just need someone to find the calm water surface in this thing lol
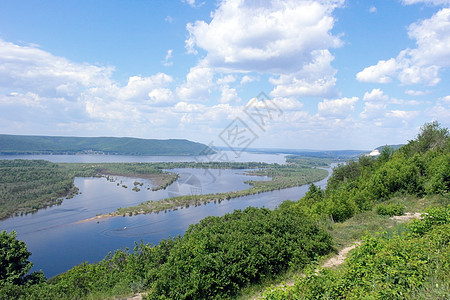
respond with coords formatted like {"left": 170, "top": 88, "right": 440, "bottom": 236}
{"left": 0, "top": 153, "right": 332, "bottom": 278}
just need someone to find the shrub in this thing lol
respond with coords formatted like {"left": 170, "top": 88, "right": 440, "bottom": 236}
{"left": 375, "top": 203, "right": 405, "bottom": 216}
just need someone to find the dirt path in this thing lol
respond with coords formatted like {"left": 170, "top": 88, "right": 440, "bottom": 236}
{"left": 126, "top": 293, "right": 143, "bottom": 300}
{"left": 128, "top": 212, "right": 424, "bottom": 300}
{"left": 321, "top": 242, "right": 360, "bottom": 269}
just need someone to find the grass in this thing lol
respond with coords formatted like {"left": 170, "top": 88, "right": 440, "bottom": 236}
{"left": 238, "top": 194, "right": 446, "bottom": 300}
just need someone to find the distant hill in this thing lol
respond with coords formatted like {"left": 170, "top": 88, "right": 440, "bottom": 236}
{"left": 0, "top": 134, "right": 212, "bottom": 156}
{"left": 367, "top": 144, "right": 405, "bottom": 156}
{"left": 375, "top": 144, "right": 404, "bottom": 151}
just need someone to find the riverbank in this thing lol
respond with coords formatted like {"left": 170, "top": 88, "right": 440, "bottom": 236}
{"left": 79, "top": 166, "right": 329, "bottom": 221}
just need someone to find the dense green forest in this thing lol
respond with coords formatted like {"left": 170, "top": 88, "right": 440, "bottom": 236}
{"left": 0, "top": 122, "right": 448, "bottom": 299}
{"left": 0, "top": 160, "right": 79, "bottom": 219}
{"left": 0, "top": 134, "right": 212, "bottom": 156}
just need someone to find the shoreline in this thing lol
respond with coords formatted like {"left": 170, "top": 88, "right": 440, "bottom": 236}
{"left": 77, "top": 169, "right": 329, "bottom": 223}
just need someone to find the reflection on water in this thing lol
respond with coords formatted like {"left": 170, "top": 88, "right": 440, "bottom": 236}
{"left": 0, "top": 153, "right": 333, "bottom": 278}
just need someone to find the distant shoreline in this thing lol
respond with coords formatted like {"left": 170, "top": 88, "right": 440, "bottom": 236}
{"left": 0, "top": 151, "right": 206, "bottom": 156}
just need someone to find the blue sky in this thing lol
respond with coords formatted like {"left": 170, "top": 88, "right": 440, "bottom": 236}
{"left": 0, "top": 0, "right": 449, "bottom": 150}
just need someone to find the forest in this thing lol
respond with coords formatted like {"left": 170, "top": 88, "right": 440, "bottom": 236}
{"left": 0, "top": 134, "right": 212, "bottom": 156}
{"left": 0, "top": 122, "right": 448, "bottom": 299}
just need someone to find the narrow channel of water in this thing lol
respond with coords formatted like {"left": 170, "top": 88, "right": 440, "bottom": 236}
{"left": 0, "top": 153, "right": 334, "bottom": 278}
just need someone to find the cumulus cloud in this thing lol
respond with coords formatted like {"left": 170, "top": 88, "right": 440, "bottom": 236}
{"left": 176, "top": 65, "right": 214, "bottom": 102}
{"left": 0, "top": 38, "right": 181, "bottom": 136}
{"left": 185, "top": 0, "right": 343, "bottom": 98}
{"left": 357, "top": 8, "right": 450, "bottom": 86}
{"left": 318, "top": 97, "right": 358, "bottom": 119}
{"left": 270, "top": 49, "right": 337, "bottom": 97}
{"left": 363, "top": 88, "right": 390, "bottom": 102}
{"left": 0, "top": 39, "right": 113, "bottom": 98}
{"left": 360, "top": 89, "right": 420, "bottom": 126}
{"left": 356, "top": 59, "right": 397, "bottom": 84}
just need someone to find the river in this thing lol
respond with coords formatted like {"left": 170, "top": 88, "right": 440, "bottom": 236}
{"left": 0, "top": 152, "right": 333, "bottom": 278}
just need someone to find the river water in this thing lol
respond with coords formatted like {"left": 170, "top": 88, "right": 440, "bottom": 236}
{"left": 0, "top": 152, "right": 332, "bottom": 278}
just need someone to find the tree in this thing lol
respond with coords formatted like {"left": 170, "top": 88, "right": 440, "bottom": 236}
{"left": 0, "top": 231, "right": 33, "bottom": 285}
{"left": 411, "top": 121, "right": 449, "bottom": 154}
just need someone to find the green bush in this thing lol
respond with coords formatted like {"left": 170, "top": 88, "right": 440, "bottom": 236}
{"left": 147, "top": 204, "right": 333, "bottom": 299}
{"left": 262, "top": 206, "right": 450, "bottom": 299}
{"left": 376, "top": 203, "right": 405, "bottom": 216}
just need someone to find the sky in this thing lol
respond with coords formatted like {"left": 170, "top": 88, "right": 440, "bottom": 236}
{"left": 0, "top": 0, "right": 449, "bottom": 150}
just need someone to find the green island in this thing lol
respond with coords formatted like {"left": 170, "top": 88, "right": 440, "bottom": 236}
{"left": 0, "top": 122, "right": 449, "bottom": 299}
{"left": 0, "top": 159, "right": 329, "bottom": 220}
{"left": 111, "top": 162, "right": 328, "bottom": 219}
{"left": 0, "top": 161, "right": 179, "bottom": 220}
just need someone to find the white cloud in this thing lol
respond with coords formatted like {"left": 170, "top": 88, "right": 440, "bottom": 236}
{"left": 0, "top": 38, "right": 113, "bottom": 97}
{"left": 270, "top": 49, "right": 337, "bottom": 97}
{"left": 318, "top": 97, "right": 358, "bottom": 119}
{"left": 401, "top": 0, "right": 450, "bottom": 5}
{"left": 426, "top": 95, "right": 450, "bottom": 122}
{"left": 186, "top": 0, "right": 343, "bottom": 98}
{"left": 148, "top": 88, "right": 175, "bottom": 105}
{"left": 182, "top": 0, "right": 204, "bottom": 8}
{"left": 363, "top": 88, "right": 420, "bottom": 106}
{"left": 116, "top": 74, "right": 173, "bottom": 101}
{"left": 405, "top": 89, "right": 429, "bottom": 96}
{"left": 216, "top": 75, "right": 236, "bottom": 85}
{"left": 272, "top": 97, "right": 304, "bottom": 111}
{"left": 369, "top": 6, "right": 377, "bottom": 13}
{"left": 363, "top": 88, "right": 390, "bottom": 102}
{"left": 357, "top": 8, "right": 450, "bottom": 86}
{"left": 356, "top": 58, "right": 397, "bottom": 83}
{"left": 240, "top": 75, "right": 258, "bottom": 84}
{"left": 219, "top": 85, "right": 240, "bottom": 103}
{"left": 360, "top": 102, "right": 387, "bottom": 120}
{"left": 176, "top": 65, "right": 214, "bottom": 102}
{"left": 162, "top": 49, "right": 173, "bottom": 66}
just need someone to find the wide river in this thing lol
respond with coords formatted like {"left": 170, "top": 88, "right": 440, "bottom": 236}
{"left": 0, "top": 152, "right": 333, "bottom": 278}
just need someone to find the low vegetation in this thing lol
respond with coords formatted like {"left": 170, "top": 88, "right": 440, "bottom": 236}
{"left": 261, "top": 206, "right": 450, "bottom": 299}
{"left": 114, "top": 165, "right": 327, "bottom": 217}
{"left": 0, "top": 204, "right": 333, "bottom": 299}
{"left": 0, "top": 160, "right": 328, "bottom": 220}
{"left": 0, "top": 162, "right": 179, "bottom": 220}
{"left": 0, "top": 121, "right": 448, "bottom": 299}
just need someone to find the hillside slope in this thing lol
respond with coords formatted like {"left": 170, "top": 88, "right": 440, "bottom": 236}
{"left": 0, "top": 134, "right": 212, "bottom": 156}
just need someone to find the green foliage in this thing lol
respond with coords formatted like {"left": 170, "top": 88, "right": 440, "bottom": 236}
{"left": 409, "top": 206, "right": 450, "bottom": 236}
{"left": 0, "top": 205, "right": 333, "bottom": 300}
{"left": 0, "top": 134, "right": 213, "bottom": 156}
{"left": 0, "top": 160, "right": 77, "bottom": 219}
{"left": 376, "top": 203, "right": 405, "bottom": 216}
{"left": 0, "top": 231, "right": 45, "bottom": 288}
{"left": 262, "top": 206, "right": 450, "bottom": 299}
{"left": 147, "top": 204, "right": 333, "bottom": 299}
{"left": 294, "top": 121, "right": 449, "bottom": 223}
